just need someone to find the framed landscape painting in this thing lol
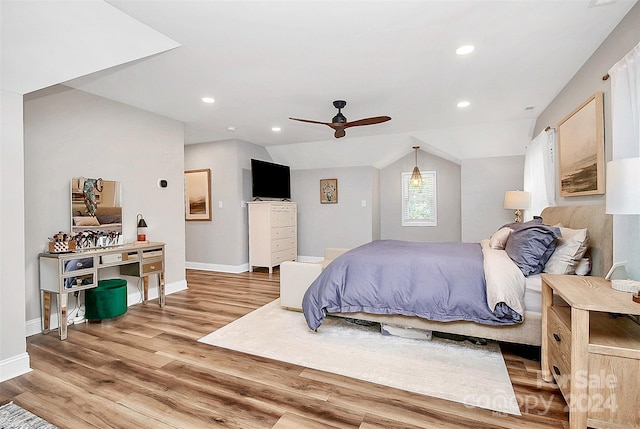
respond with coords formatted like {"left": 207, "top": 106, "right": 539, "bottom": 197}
{"left": 185, "top": 169, "right": 212, "bottom": 221}
{"left": 557, "top": 92, "right": 605, "bottom": 197}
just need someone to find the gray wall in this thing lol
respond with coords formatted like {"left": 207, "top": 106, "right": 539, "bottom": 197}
{"left": 533, "top": 3, "right": 640, "bottom": 279}
{"left": 461, "top": 156, "right": 525, "bottom": 243}
{"left": 23, "top": 85, "right": 187, "bottom": 326}
{"left": 380, "top": 149, "right": 461, "bottom": 242}
{"left": 184, "top": 140, "right": 271, "bottom": 271}
{"left": 292, "top": 166, "right": 378, "bottom": 257}
{"left": 534, "top": 2, "right": 639, "bottom": 208}
{"left": 1, "top": 89, "right": 28, "bottom": 380}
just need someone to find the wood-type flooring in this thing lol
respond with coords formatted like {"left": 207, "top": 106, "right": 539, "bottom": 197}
{"left": 0, "top": 269, "right": 570, "bottom": 428}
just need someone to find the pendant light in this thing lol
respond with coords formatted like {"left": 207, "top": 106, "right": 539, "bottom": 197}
{"left": 410, "top": 146, "right": 423, "bottom": 188}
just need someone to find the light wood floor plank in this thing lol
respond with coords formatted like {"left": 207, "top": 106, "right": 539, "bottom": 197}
{"left": 0, "top": 269, "right": 569, "bottom": 428}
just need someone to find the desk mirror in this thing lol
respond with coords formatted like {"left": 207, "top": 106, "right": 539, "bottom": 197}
{"left": 71, "top": 178, "right": 122, "bottom": 236}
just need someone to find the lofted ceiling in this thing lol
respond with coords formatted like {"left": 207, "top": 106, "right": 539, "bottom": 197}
{"left": 3, "top": 0, "right": 637, "bottom": 168}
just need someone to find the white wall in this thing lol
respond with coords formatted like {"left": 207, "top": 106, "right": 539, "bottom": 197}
{"left": 461, "top": 156, "right": 525, "bottom": 243}
{"left": 0, "top": 89, "right": 30, "bottom": 381}
{"left": 533, "top": 2, "right": 640, "bottom": 279}
{"left": 292, "top": 166, "right": 377, "bottom": 258}
{"left": 380, "top": 150, "right": 461, "bottom": 242}
{"left": 23, "top": 86, "right": 187, "bottom": 328}
{"left": 184, "top": 139, "right": 271, "bottom": 271}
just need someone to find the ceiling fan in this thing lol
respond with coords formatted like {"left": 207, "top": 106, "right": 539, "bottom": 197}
{"left": 289, "top": 100, "right": 391, "bottom": 138}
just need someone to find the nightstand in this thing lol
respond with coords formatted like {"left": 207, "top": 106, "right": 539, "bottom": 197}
{"left": 541, "top": 274, "right": 640, "bottom": 429}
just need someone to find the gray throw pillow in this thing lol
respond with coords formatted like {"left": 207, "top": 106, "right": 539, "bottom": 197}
{"left": 504, "top": 224, "right": 561, "bottom": 276}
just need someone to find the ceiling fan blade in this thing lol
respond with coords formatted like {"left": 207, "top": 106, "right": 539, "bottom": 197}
{"left": 334, "top": 128, "right": 346, "bottom": 138}
{"left": 343, "top": 116, "right": 392, "bottom": 128}
{"left": 289, "top": 117, "right": 332, "bottom": 126}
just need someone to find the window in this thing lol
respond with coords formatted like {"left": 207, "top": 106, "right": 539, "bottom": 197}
{"left": 402, "top": 171, "right": 437, "bottom": 226}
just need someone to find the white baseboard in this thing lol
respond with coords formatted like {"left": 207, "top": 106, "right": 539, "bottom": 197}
{"left": 0, "top": 352, "right": 32, "bottom": 383}
{"left": 186, "top": 261, "right": 250, "bottom": 274}
{"left": 25, "top": 279, "right": 188, "bottom": 337}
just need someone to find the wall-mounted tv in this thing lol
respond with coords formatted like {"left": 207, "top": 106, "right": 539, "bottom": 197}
{"left": 251, "top": 159, "right": 291, "bottom": 200}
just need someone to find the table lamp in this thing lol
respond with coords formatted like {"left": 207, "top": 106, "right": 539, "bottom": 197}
{"left": 136, "top": 213, "right": 148, "bottom": 242}
{"left": 605, "top": 157, "right": 640, "bottom": 295}
{"left": 504, "top": 190, "right": 530, "bottom": 223}
{"left": 606, "top": 157, "right": 640, "bottom": 215}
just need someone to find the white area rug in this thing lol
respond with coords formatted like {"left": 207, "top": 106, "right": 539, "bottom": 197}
{"left": 199, "top": 299, "right": 520, "bottom": 415}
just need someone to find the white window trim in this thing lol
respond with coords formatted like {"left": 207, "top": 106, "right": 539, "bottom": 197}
{"left": 401, "top": 171, "right": 437, "bottom": 227}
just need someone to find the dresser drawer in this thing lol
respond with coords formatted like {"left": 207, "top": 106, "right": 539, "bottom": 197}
{"left": 271, "top": 226, "right": 295, "bottom": 239}
{"left": 271, "top": 209, "right": 296, "bottom": 227}
{"left": 142, "top": 260, "right": 163, "bottom": 274}
{"left": 272, "top": 237, "right": 296, "bottom": 252}
{"left": 271, "top": 248, "right": 296, "bottom": 265}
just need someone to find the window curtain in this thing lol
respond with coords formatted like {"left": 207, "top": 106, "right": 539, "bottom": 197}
{"left": 609, "top": 42, "right": 639, "bottom": 158}
{"left": 523, "top": 128, "right": 556, "bottom": 221}
{"left": 608, "top": 42, "right": 640, "bottom": 280}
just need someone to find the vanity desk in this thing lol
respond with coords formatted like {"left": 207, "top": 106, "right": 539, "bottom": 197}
{"left": 39, "top": 241, "right": 165, "bottom": 340}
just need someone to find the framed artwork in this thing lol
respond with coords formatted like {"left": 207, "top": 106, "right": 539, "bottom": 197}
{"left": 557, "top": 92, "right": 605, "bottom": 197}
{"left": 185, "top": 169, "right": 212, "bottom": 221}
{"left": 320, "top": 178, "right": 338, "bottom": 204}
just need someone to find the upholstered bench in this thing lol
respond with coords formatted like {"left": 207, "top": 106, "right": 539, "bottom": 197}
{"left": 279, "top": 248, "right": 350, "bottom": 310}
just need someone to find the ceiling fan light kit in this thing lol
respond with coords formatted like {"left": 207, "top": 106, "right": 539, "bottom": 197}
{"left": 290, "top": 100, "right": 391, "bottom": 139}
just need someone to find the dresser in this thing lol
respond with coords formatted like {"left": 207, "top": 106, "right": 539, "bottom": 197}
{"left": 248, "top": 201, "right": 297, "bottom": 273}
{"left": 541, "top": 274, "right": 640, "bottom": 429}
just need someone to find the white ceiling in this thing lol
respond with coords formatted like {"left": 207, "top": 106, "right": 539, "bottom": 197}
{"left": 3, "top": 0, "right": 637, "bottom": 167}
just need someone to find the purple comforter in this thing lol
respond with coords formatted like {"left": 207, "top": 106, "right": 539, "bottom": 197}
{"left": 302, "top": 240, "right": 522, "bottom": 331}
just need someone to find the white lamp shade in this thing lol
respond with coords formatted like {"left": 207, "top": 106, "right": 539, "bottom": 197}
{"left": 504, "top": 191, "right": 531, "bottom": 210}
{"left": 606, "top": 157, "right": 640, "bottom": 215}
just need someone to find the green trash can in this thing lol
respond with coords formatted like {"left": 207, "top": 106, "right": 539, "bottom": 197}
{"left": 85, "top": 279, "right": 128, "bottom": 320}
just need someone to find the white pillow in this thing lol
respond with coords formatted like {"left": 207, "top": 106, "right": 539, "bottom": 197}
{"left": 489, "top": 227, "right": 513, "bottom": 250}
{"left": 543, "top": 226, "right": 589, "bottom": 275}
{"left": 73, "top": 216, "right": 100, "bottom": 226}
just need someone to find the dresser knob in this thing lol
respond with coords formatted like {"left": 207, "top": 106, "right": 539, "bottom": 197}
{"left": 553, "top": 333, "right": 561, "bottom": 342}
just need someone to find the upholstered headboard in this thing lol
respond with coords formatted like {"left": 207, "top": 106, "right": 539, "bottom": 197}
{"left": 540, "top": 205, "right": 612, "bottom": 277}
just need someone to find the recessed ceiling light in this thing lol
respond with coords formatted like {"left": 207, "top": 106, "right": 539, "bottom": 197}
{"left": 201, "top": 97, "right": 215, "bottom": 103}
{"left": 457, "top": 100, "right": 471, "bottom": 108}
{"left": 455, "top": 45, "right": 475, "bottom": 56}
{"left": 272, "top": 127, "right": 281, "bottom": 132}
{"left": 227, "top": 126, "right": 236, "bottom": 131}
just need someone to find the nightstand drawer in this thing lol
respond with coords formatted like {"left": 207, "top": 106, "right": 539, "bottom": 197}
{"left": 547, "top": 306, "right": 572, "bottom": 397}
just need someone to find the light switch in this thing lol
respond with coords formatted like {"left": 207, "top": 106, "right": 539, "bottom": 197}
{"left": 361, "top": 200, "right": 367, "bottom": 207}
{"left": 218, "top": 201, "right": 223, "bottom": 208}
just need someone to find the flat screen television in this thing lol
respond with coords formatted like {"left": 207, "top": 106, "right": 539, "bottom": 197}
{"left": 251, "top": 159, "right": 291, "bottom": 200}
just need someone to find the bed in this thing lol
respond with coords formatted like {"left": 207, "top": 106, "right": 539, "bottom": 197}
{"left": 300, "top": 205, "right": 612, "bottom": 346}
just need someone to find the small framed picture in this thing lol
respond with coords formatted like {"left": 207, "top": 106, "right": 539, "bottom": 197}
{"left": 320, "top": 178, "right": 338, "bottom": 204}
{"left": 185, "top": 169, "right": 212, "bottom": 221}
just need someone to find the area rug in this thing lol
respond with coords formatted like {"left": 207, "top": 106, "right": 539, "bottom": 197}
{"left": 199, "top": 299, "right": 520, "bottom": 415}
{"left": 0, "top": 402, "right": 59, "bottom": 429}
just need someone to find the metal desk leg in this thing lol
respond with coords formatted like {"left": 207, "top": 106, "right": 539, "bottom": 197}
{"left": 42, "top": 291, "right": 51, "bottom": 333}
{"left": 158, "top": 271, "right": 165, "bottom": 307}
{"left": 58, "top": 292, "right": 68, "bottom": 340}
{"left": 142, "top": 275, "right": 149, "bottom": 304}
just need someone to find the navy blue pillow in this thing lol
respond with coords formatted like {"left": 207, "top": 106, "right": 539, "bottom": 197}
{"left": 504, "top": 224, "right": 561, "bottom": 276}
